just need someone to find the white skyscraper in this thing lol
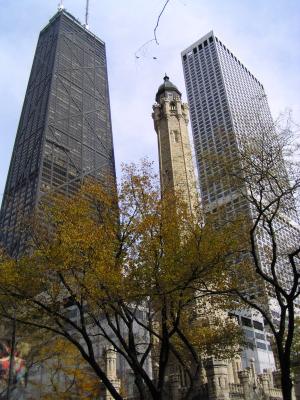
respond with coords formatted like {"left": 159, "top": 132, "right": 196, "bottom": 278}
{"left": 181, "top": 31, "right": 300, "bottom": 373}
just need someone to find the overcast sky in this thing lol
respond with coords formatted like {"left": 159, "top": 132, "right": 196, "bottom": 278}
{"left": 0, "top": 0, "right": 299, "bottom": 202}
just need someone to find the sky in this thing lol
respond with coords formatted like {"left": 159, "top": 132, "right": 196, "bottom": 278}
{"left": 0, "top": 0, "right": 299, "bottom": 202}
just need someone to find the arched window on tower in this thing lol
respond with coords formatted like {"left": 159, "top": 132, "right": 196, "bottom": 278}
{"left": 170, "top": 101, "right": 176, "bottom": 111}
{"left": 173, "top": 130, "right": 180, "bottom": 143}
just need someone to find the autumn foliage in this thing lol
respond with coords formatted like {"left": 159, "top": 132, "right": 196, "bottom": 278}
{"left": 0, "top": 160, "right": 244, "bottom": 399}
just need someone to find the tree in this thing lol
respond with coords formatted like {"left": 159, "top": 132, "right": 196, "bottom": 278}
{"left": 204, "top": 112, "right": 300, "bottom": 400}
{"left": 291, "top": 317, "right": 300, "bottom": 374}
{"left": 0, "top": 160, "right": 242, "bottom": 400}
{"left": 35, "top": 337, "right": 101, "bottom": 399}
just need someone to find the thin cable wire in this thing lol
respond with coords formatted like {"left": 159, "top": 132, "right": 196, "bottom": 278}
{"left": 134, "top": 0, "right": 171, "bottom": 59}
{"left": 154, "top": 0, "right": 171, "bottom": 45}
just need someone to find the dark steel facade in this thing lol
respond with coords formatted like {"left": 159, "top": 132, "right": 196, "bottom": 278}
{"left": 0, "top": 10, "right": 116, "bottom": 256}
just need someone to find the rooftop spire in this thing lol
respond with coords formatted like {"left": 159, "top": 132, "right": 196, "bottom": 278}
{"left": 58, "top": 0, "right": 64, "bottom": 11}
{"left": 85, "top": 0, "right": 90, "bottom": 29}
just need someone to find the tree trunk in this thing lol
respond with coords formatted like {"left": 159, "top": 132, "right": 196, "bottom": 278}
{"left": 279, "top": 353, "right": 293, "bottom": 400}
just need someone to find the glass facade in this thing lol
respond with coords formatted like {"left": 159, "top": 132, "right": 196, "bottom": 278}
{"left": 182, "top": 31, "right": 299, "bottom": 276}
{"left": 0, "top": 10, "right": 116, "bottom": 256}
{"left": 181, "top": 32, "right": 270, "bottom": 214}
{"left": 182, "top": 31, "right": 300, "bottom": 372}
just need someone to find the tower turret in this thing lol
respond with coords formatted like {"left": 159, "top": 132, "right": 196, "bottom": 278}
{"left": 152, "top": 75, "right": 198, "bottom": 214}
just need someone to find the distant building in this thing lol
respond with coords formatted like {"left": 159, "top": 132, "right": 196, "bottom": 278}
{"left": 0, "top": 9, "right": 116, "bottom": 257}
{"left": 181, "top": 31, "right": 300, "bottom": 373}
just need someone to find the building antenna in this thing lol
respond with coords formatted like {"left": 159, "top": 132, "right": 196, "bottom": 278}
{"left": 85, "top": 0, "right": 90, "bottom": 29}
{"left": 58, "top": 0, "right": 64, "bottom": 11}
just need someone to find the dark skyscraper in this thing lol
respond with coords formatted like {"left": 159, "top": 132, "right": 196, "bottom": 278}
{"left": 0, "top": 9, "right": 116, "bottom": 256}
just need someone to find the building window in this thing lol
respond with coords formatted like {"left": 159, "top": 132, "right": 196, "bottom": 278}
{"left": 256, "top": 342, "right": 267, "bottom": 350}
{"left": 255, "top": 332, "right": 265, "bottom": 340}
{"left": 173, "top": 130, "right": 180, "bottom": 143}
{"left": 241, "top": 317, "right": 252, "bottom": 327}
{"left": 253, "top": 321, "right": 264, "bottom": 331}
{"left": 170, "top": 101, "right": 176, "bottom": 111}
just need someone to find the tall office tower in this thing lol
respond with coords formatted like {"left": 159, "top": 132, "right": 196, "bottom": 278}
{"left": 0, "top": 9, "right": 116, "bottom": 257}
{"left": 182, "top": 32, "right": 300, "bottom": 372}
{"left": 181, "top": 31, "right": 274, "bottom": 215}
{"left": 152, "top": 75, "right": 198, "bottom": 213}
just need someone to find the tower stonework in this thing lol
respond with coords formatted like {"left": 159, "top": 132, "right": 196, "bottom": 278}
{"left": 152, "top": 75, "right": 198, "bottom": 214}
